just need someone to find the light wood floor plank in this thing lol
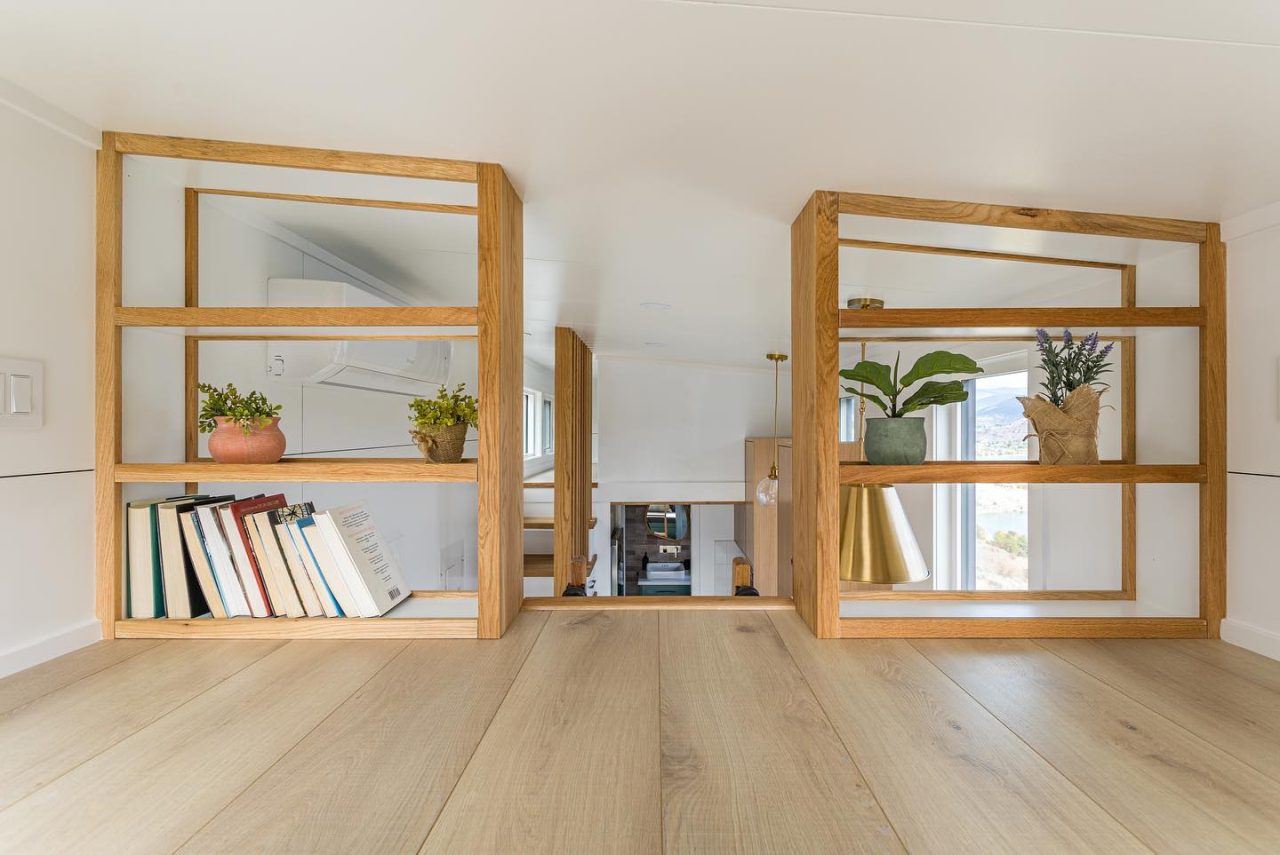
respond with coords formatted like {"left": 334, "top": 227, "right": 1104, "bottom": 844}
{"left": 770, "top": 613, "right": 1143, "bottom": 853}
{"left": 0, "top": 639, "right": 406, "bottom": 855}
{"left": 661, "top": 611, "right": 902, "bottom": 854}
{"left": 1039, "top": 639, "right": 1280, "bottom": 782}
{"left": 917, "top": 639, "right": 1280, "bottom": 853}
{"left": 1153, "top": 639, "right": 1280, "bottom": 693}
{"left": 0, "top": 639, "right": 164, "bottom": 715}
{"left": 421, "top": 611, "right": 661, "bottom": 855}
{"left": 0, "top": 639, "right": 282, "bottom": 810}
{"left": 179, "top": 613, "right": 547, "bottom": 855}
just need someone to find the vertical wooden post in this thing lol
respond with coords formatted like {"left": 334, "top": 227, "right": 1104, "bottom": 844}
{"left": 95, "top": 133, "right": 124, "bottom": 638}
{"left": 1120, "top": 266, "right": 1138, "bottom": 599}
{"left": 553, "top": 327, "right": 592, "bottom": 595}
{"left": 790, "top": 192, "right": 840, "bottom": 638}
{"left": 184, "top": 189, "right": 200, "bottom": 469}
{"left": 477, "top": 163, "right": 524, "bottom": 638}
{"left": 1199, "top": 225, "right": 1227, "bottom": 638}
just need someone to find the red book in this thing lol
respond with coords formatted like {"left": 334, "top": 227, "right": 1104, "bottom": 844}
{"left": 220, "top": 494, "right": 287, "bottom": 617}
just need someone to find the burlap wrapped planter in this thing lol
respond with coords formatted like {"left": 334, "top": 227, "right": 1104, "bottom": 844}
{"left": 1018, "top": 385, "right": 1101, "bottom": 465}
{"left": 411, "top": 422, "right": 469, "bottom": 464}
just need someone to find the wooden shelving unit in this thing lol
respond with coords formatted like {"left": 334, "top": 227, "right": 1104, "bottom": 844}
{"left": 114, "top": 459, "right": 478, "bottom": 484}
{"left": 96, "top": 132, "right": 525, "bottom": 641}
{"left": 838, "top": 462, "right": 1206, "bottom": 485}
{"left": 791, "top": 190, "right": 1226, "bottom": 640}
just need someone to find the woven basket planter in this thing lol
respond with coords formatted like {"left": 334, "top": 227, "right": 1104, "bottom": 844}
{"left": 410, "top": 422, "right": 469, "bottom": 464}
{"left": 1018, "top": 385, "right": 1101, "bottom": 465}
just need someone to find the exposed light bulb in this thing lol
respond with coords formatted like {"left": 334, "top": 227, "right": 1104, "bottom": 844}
{"left": 756, "top": 474, "right": 778, "bottom": 507}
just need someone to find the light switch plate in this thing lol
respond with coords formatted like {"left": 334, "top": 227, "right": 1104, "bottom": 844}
{"left": 0, "top": 358, "right": 42, "bottom": 430}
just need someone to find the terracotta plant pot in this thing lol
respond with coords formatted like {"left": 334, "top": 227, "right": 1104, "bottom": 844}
{"left": 411, "top": 422, "right": 469, "bottom": 464}
{"left": 207, "top": 416, "right": 286, "bottom": 464}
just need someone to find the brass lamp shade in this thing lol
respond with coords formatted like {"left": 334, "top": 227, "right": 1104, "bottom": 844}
{"left": 839, "top": 484, "right": 930, "bottom": 584}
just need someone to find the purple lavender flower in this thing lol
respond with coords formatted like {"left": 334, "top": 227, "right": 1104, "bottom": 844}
{"left": 1099, "top": 341, "right": 1114, "bottom": 358}
{"left": 1035, "top": 328, "right": 1050, "bottom": 351}
{"left": 1062, "top": 329, "right": 1073, "bottom": 346}
{"left": 1085, "top": 332, "right": 1099, "bottom": 353}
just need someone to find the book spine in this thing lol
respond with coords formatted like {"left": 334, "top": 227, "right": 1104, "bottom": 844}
{"left": 287, "top": 521, "right": 341, "bottom": 618}
{"left": 181, "top": 511, "right": 227, "bottom": 619}
{"left": 275, "top": 521, "right": 324, "bottom": 617}
{"left": 220, "top": 507, "right": 272, "bottom": 617}
{"left": 315, "top": 513, "right": 380, "bottom": 617}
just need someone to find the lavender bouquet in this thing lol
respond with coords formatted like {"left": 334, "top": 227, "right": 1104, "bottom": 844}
{"left": 1034, "top": 329, "right": 1114, "bottom": 407}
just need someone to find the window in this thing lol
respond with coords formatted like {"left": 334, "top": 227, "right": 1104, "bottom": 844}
{"left": 523, "top": 390, "right": 538, "bottom": 458}
{"left": 838, "top": 396, "right": 859, "bottom": 443}
{"left": 542, "top": 397, "right": 554, "bottom": 455}
{"left": 961, "top": 368, "right": 1030, "bottom": 590}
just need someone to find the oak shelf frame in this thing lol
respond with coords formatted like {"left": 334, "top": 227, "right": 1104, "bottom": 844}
{"left": 838, "top": 617, "right": 1209, "bottom": 639}
{"left": 521, "top": 596, "right": 796, "bottom": 611}
{"left": 114, "top": 617, "right": 479, "bottom": 640}
{"left": 191, "top": 186, "right": 478, "bottom": 217}
{"left": 114, "top": 459, "right": 478, "bottom": 484}
{"left": 116, "top": 306, "right": 478, "bottom": 327}
{"left": 837, "top": 306, "right": 1203, "bottom": 329}
{"left": 838, "top": 462, "right": 1205, "bottom": 485}
{"left": 97, "top": 131, "right": 525, "bottom": 642}
{"left": 796, "top": 188, "right": 1226, "bottom": 639}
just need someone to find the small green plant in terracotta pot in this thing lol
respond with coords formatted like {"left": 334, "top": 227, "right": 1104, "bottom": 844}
{"left": 198, "top": 382, "right": 285, "bottom": 464}
{"left": 409, "top": 383, "right": 478, "bottom": 464}
{"left": 840, "top": 351, "right": 982, "bottom": 464}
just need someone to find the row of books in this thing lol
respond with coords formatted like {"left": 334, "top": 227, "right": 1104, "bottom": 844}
{"left": 126, "top": 494, "right": 410, "bottom": 619}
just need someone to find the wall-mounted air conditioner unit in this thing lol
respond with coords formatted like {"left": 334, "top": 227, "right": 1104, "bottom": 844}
{"left": 266, "top": 278, "right": 451, "bottom": 397}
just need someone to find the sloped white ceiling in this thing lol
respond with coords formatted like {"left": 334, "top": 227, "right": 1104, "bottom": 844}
{"left": 1, "top": 0, "right": 1275, "bottom": 366}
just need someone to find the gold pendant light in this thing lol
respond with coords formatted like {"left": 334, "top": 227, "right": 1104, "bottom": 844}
{"left": 756, "top": 352, "right": 788, "bottom": 507}
{"left": 840, "top": 339, "right": 930, "bottom": 584}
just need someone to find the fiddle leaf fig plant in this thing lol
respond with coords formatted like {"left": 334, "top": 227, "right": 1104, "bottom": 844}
{"left": 197, "top": 382, "right": 282, "bottom": 434}
{"left": 840, "top": 350, "right": 983, "bottom": 417}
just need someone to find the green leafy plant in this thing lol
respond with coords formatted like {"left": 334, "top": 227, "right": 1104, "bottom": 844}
{"left": 197, "top": 382, "right": 282, "bottom": 434}
{"left": 1035, "top": 329, "right": 1113, "bottom": 407}
{"left": 839, "top": 351, "right": 983, "bottom": 417}
{"left": 408, "top": 383, "right": 479, "bottom": 431}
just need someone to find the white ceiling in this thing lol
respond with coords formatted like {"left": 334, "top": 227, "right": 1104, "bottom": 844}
{"left": 3, "top": 0, "right": 1278, "bottom": 368}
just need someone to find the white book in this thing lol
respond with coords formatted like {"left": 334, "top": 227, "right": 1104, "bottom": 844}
{"left": 126, "top": 499, "right": 166, "bottom": 619}
{"left": 316, "top": 503, "right": 409, "bottom": 617}
{"left": 217, "top": 504, "right": 272, "bottom": 618}
{"left": 179, "top": 509, "right": 227, "bottom": 619}
{"left": 157, "top": 497, "right": 207, "bottom": 619}
{"left": 299, "top": 518, "right": 362, "bottom": 618}
{"left": 275, "top": 520, "right": 324, "bottom": 617}
{"left": 285, "top": 520, "right": 338, "bottom": 617}
{"left": 249, "top": 512, "right": 305, "bottom": 618}
{"left": 196, "top": 502, "right": 251, "bottom": 617}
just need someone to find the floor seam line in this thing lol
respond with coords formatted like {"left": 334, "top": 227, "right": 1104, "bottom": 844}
{"left": 1030, "top": 638, "right": 1280, "bottom": 787}
{"left": 768, "top": 612, "right": 912, "bottom": 854}
{"left": 0, "top": 639, "right": 284, "bottom": 820}
{"left": 0, "top": 640, "right": 167, "bottom": 717}
{"left": 166, "top": 638, "right": 412, "bottom": 854}
{"left": 415, "top": 612, "right": 553, "bottom": 854}
{"left": 908, "top": 639, "right": 1155, "bottom": 854}
{"left": 658, "top": 610, "right": 667, "bottom": 855}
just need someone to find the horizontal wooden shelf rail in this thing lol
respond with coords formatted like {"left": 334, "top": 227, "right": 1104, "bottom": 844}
{"left": 837, "top": 192, "right": 1210, "bottom": 243}
{"left": 838, "top": 307, "right": 1203, "bottom": 329}
{"left": 838, "top": 617, "right": 1208, "bottom": 639}
{"left": 112, "top": 132, "right": 479, "bottom": 183}
{"left": 116, "top": 306, "right": 478, "bottom": 327}
{"left": 192, "top": 187, "right": 478, "bottom": 217}
{"left": 839, "top": 462, "right": 1206, "bottom": 484}
{"left": 115, "top": 617, "right": 479, "bottom": 639}
{"left": 115, "top": 459, "right": 478, "bottom": 483}
{"left": 521, "top": 596, "right": 796, "bottom": 611}
{"left": 838, "top": 238, "right": 1129, "bottom": 270}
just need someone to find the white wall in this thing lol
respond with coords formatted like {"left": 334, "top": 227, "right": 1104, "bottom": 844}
{"left": 1221, "top": 216, "right": 1280, "bottom": 659}
{"left": 590, "top": 356, "right": 789, "bottom": 594}
{"left": 0, "top": 102, "right": 97, "bottom": 676}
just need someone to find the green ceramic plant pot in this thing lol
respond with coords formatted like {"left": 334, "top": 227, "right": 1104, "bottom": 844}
{"left": 864, "top": 417, "right": 927, "bottom": 465}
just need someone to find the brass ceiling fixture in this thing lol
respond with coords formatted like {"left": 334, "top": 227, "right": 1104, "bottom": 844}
{"left": 839, "top": 306, "right": 929, "bottom": 584}
{"left": 756, "top": 352, "right": 788, "bottom": 507}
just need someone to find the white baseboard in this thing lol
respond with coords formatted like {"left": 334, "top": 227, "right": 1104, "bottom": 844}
{"left": 1221, "top": 618, "right": 1280, "bottom": 662}
{"left": 0, "top": 619, "right": 102, "bottom": 679}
